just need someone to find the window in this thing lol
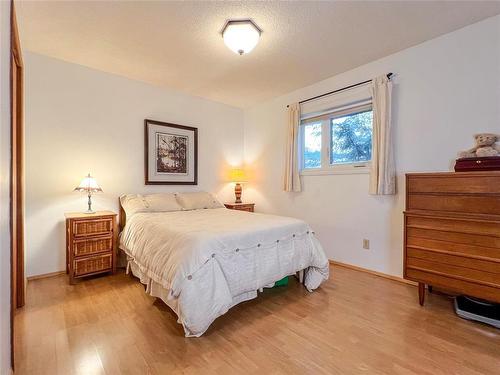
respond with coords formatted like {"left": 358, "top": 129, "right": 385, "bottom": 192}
{"left": 300, "top": 104, "right": 372, "bottom": 174}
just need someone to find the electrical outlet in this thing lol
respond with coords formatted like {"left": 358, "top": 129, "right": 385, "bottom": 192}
{"left": 363, "top": 239, "right": 370, "bottom": 250}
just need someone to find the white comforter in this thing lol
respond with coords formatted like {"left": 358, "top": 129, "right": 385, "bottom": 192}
{"left": 119, "top": 208, "right": 329, "bottom": 337}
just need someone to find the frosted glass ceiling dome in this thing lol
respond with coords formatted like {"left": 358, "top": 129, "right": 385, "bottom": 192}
{"left": 222, "top": 20, "right": 261, "bottom": 55}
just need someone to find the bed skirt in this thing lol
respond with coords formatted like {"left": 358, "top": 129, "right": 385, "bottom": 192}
{"left": 125, "top": 252, "right": 262, "bottom": 337}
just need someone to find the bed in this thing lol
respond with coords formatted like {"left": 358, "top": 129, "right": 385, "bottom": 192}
{"left": 118, "top": 192, "right": 329, "bottom": 337}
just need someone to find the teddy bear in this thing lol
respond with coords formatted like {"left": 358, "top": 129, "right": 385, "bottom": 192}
{"left": 458, "top": 133, "right": 500, "bottom": 158}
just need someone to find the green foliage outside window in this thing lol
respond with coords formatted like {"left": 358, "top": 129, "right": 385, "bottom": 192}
{"left": 302, "top": 109, "right": 372, "bottom": 169}
{"left": 330, "top": 110, "right": 372, "bottom": 164}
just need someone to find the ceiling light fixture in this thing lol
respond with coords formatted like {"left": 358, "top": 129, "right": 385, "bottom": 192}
{"left": 222, "top": 19, "right": 261, "bottom": 55}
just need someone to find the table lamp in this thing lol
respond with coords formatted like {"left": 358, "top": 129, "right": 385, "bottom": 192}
{"left": 229, "top": 168, "right": 247, "bottom": 203}
{"left": 74, "top": 173, "right": 102, "bottom": 213}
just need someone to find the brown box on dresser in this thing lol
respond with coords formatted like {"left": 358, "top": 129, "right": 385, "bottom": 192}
{"left": 454, "top": 156, "right": 500, "bottom": 172}
{"left": 404, "top": 172, "right": 500, "bottom": 305}
{"left": 65, "top": 211, "right": 117, "bottom": 284}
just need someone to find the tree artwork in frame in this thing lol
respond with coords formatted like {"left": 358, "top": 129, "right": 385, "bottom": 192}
{"left": 145, "top": 119, "right": 198, "bottom": 185}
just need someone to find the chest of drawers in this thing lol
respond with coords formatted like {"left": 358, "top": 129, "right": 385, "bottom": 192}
{"left": 404, "top": 172, "right": 500, "bottom": 305}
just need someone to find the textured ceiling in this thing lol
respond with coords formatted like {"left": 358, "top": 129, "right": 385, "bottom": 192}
{"left": 16, "top": 1, "right": 500, "bottom": 108}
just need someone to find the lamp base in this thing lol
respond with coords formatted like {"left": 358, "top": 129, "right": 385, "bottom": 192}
{"left": 234, "top": 183, "right": 242, "bottom": 204}
{"left": 85, "top": 193, "right": 95, "bottom": 214}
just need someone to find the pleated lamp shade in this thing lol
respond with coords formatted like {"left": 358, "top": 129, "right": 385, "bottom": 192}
{"left": 74, "top": 173, "right": 102, "bottom": 193}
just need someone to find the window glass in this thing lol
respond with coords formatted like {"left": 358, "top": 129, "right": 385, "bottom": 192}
{"left": 303, "top": 122, "right": 322, "bottom": 169}
{"left": 330, "top": 110, "right": 373, "bottom": 164}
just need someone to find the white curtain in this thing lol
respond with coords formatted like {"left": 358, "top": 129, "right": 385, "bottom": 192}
{"left": 283, "top": 103, "right": 302, "bottom": 192}
{"left": 369, "top": 75, "right": 395, "bottom": 195}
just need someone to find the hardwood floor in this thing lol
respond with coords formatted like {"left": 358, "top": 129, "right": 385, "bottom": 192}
{"left": 15, "top": 265, "right": 500, "bottom": 374}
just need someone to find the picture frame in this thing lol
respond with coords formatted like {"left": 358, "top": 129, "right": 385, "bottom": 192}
{"left": 145, "top": 119, "right": 198, "bottom": 185}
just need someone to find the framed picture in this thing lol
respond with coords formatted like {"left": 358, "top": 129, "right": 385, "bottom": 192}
{"left": 145, "top": 119, "right": 198, "bottom": 185}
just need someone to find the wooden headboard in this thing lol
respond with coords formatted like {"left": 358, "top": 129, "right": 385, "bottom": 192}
{"left": 118, "top": 197, "right": 126, "bottom": 233}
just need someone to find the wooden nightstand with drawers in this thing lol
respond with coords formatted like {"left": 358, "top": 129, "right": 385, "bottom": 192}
{"left": 224, "top": 203, "right": 255, "bottom": 212}
{"left": 65, "top": 211, "right": 117, "bottom": 284}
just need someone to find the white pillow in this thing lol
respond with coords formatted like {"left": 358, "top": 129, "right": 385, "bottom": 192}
{"left": 119, "top": 194, "right": 149, "bottom": 218}
{"left": 120, "top": 193, "right": 183, "bottom": 220}
{"left": 175, "top": 192, "right": 223, "bottom": 210}
{"left": 144, "top": 193, "right": 183, "bottom": 212}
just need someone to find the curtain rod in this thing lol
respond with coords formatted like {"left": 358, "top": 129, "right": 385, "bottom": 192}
{"left": 286, "top": 73, "right": 393, "bottom": 108}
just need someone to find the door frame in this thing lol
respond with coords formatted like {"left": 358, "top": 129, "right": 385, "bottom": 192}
{"left": 10, "top": 0, "right": 24, "bottom": 369}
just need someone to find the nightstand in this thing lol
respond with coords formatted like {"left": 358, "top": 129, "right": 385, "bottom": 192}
{"left": 224, "top": 203, "right": 255, "bottom": 212}
{"left": 65, "top": 211, "right": 117, "bottom": 284}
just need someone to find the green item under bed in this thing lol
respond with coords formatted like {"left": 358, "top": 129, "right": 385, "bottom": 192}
{"left": 274, "top": 276, "right": 289, "bottom": 287}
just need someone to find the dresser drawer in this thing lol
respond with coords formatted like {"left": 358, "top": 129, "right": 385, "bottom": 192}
{"left": 407, "top": 194, "right": 500, "bottom": 215}
{"left": 74, "top": 254, "right": 113, "bottom": 277}
{"left": 407, "top": 227, "right": 500, "bottom": 249}
{"left": 406, "top": 215, "right": 500, "bottom": 237}
{"left": 73, "top": 218, "right": 113, "bottom": 237}
{"left": 407, "top": 257, "right": 500, "bottom": 287}
{"left": 407, "top": 236, "right": 500, "bottom": 260}
{"left": 406, "top": 268, "right": 500, "bottom": 303}
{"left": 407, "top": 247, "right": 500, "bottom": 274}
{"left": 407, "top": 173, "right": 500, "bottom": 194}
{"left": 73, "top": 235, "right": 113, "bottom": 257}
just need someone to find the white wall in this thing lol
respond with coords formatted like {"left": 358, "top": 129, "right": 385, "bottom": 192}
{"left": 0, "top": 1, "right": 11, "bottom": 373}
{"left": 25, "top": 52, "right": 244, "bottom": 277}
{"left": 243, "top": 15, "right": 500, "bottom": 277}
{"left": 23, "top": 15, "right": 500, "bottom": 280}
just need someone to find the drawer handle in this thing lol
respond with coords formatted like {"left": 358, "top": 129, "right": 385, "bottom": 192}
{"left": 476, "top": 160, "right": 482, "bottom": 164}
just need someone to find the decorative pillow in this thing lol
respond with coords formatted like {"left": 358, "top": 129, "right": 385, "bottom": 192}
{"left": 175, "top": 192, "right": 223, "bottom": 210}
{"left": 119, "top": 194, "right": 149, "bottom": 218}
{"left": 144, "top": 193, "right": 183, "bottom": 212}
